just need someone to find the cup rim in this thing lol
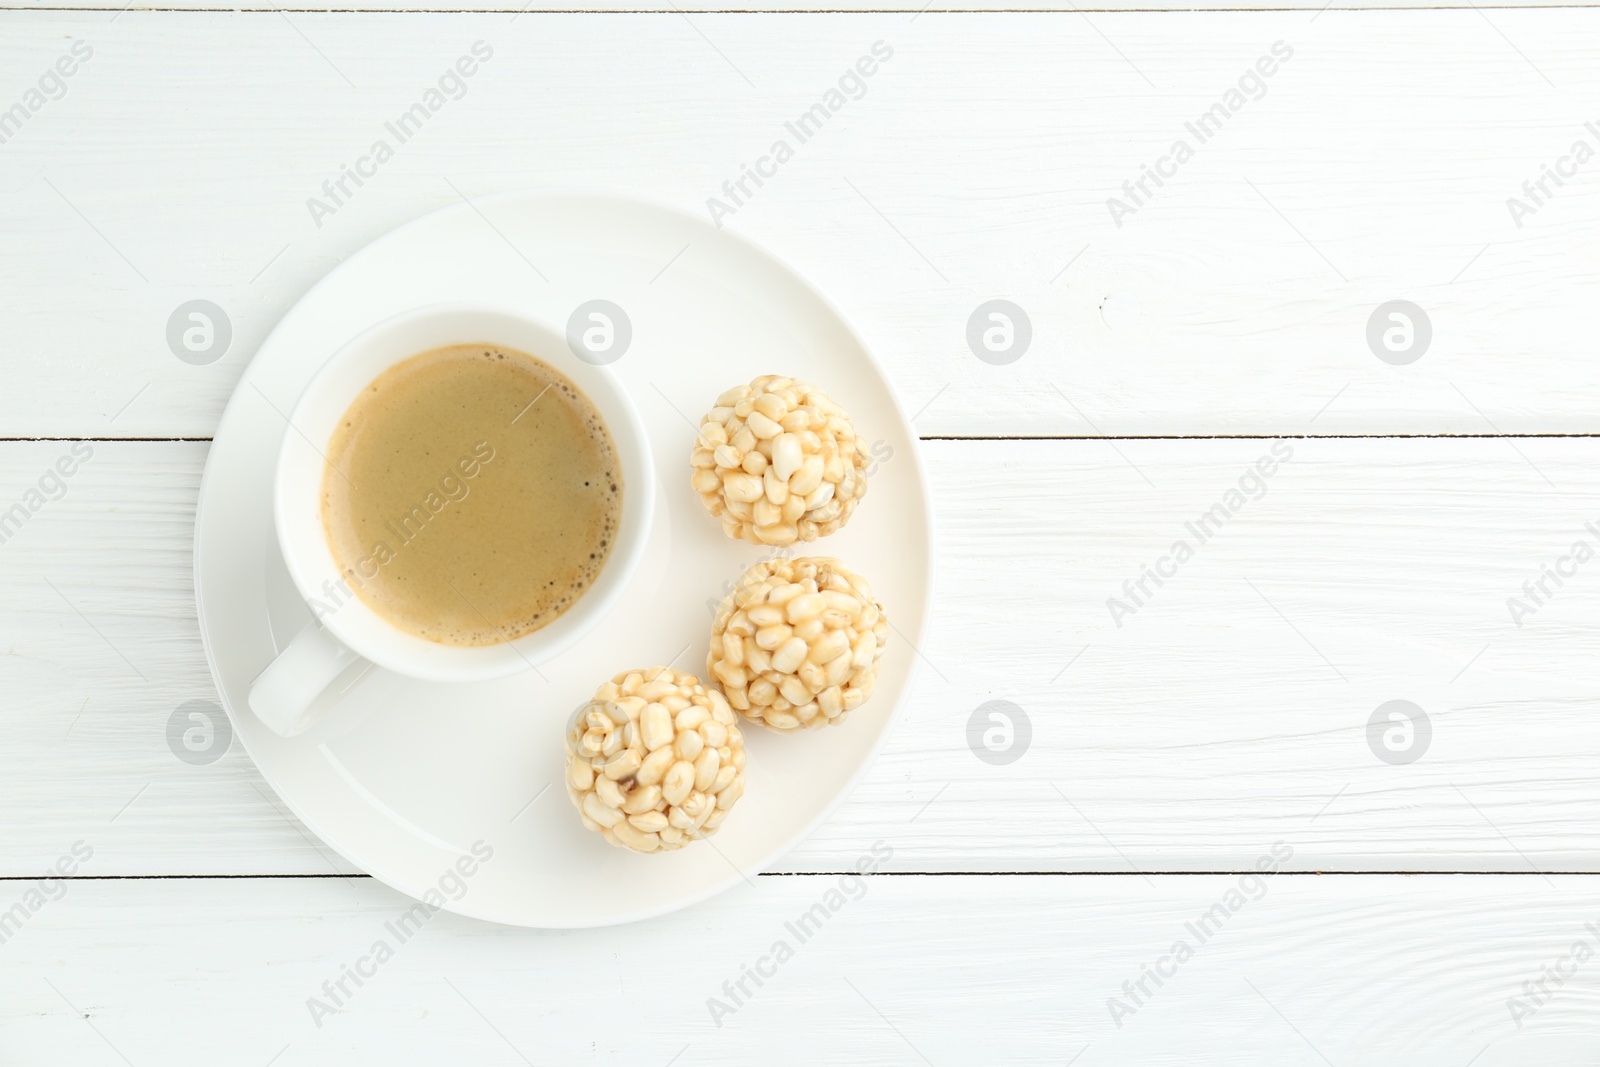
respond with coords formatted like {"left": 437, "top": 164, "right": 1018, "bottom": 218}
{"left": 271, "top": 302, "right": 655, "bottom": 682}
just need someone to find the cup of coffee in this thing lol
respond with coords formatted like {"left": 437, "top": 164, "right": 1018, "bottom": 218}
{"left": 248, "top": 304, "right": 655, "bottom": 736}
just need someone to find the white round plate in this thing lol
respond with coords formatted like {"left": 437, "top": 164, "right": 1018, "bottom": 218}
{"left": 195, "top": 192, "right": 933, "bottom": 928}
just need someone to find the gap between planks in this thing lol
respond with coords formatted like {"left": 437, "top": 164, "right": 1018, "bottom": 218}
{"left": 5, "top": 4, "right": 1599, "bottom": 11}
{"left": 4, "top": 870, "right": 1599, "bottom": 880}
{"left": 8, "top": 434, "right": 1600, "bottom": 444}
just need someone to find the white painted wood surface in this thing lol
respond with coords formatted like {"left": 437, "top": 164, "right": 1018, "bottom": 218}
{"left": 5, "top": 437, "right": 1599, "bottom": 876}
{"left": 5, "top": 2, "right": 1600, "bottom": 1061}
{"left": 2, "top": 11, "right": 1599, "bottom": 437}
{"left": 4, "top": 874, "right": 1600, "bottom": 1064}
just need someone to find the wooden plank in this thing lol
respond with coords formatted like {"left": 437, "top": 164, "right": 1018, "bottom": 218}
{"left": 0, "top": 872, "right": 1593, "bottom": 1063}
{"left": 2, "top": 11, "right": 1598, "bottom": 436}
{"left": 5, "top": 438, "right": 1599, "bottom": 876}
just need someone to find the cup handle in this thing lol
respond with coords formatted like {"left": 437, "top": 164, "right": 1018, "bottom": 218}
{"left": 248, "top": 623, "right": 366, "bottom": 736}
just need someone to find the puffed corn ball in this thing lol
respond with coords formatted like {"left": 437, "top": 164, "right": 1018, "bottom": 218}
{"left": 690, "top": 375, "right": 868, "bottom": 546}
{"left": 565, "top": 667, "right": 747, "bottom": 853}
{"left": 707, "top": 557, "right": 888, "bottom": 731}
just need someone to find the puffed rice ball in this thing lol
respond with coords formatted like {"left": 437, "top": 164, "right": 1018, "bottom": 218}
{"left": 564, "top": 667, "right": 747, "bottom": 853}
{"left": 690, "top": 375, "right": 869, "bottom": 546}
{"left": 707, "top": 557, "right": 888, "bottom": 731}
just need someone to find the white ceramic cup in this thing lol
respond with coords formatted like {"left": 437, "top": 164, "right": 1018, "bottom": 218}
{"left": 247, "top": 304, "right": 655, "bottom": 737}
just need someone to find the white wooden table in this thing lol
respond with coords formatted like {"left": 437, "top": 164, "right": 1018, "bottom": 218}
{"left": 5, "top": 1, "right": 1600, "bottom": 1061}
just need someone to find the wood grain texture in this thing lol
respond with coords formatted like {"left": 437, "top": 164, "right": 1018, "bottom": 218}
{"left": 6, "top": 438, "right": 1599, "bottom": 876}
{"left": 2, "top": 873, "right": 1597, "bottom": 1064}
{"left": 2, "top": 10, "right": 1598, "bottom": 437}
